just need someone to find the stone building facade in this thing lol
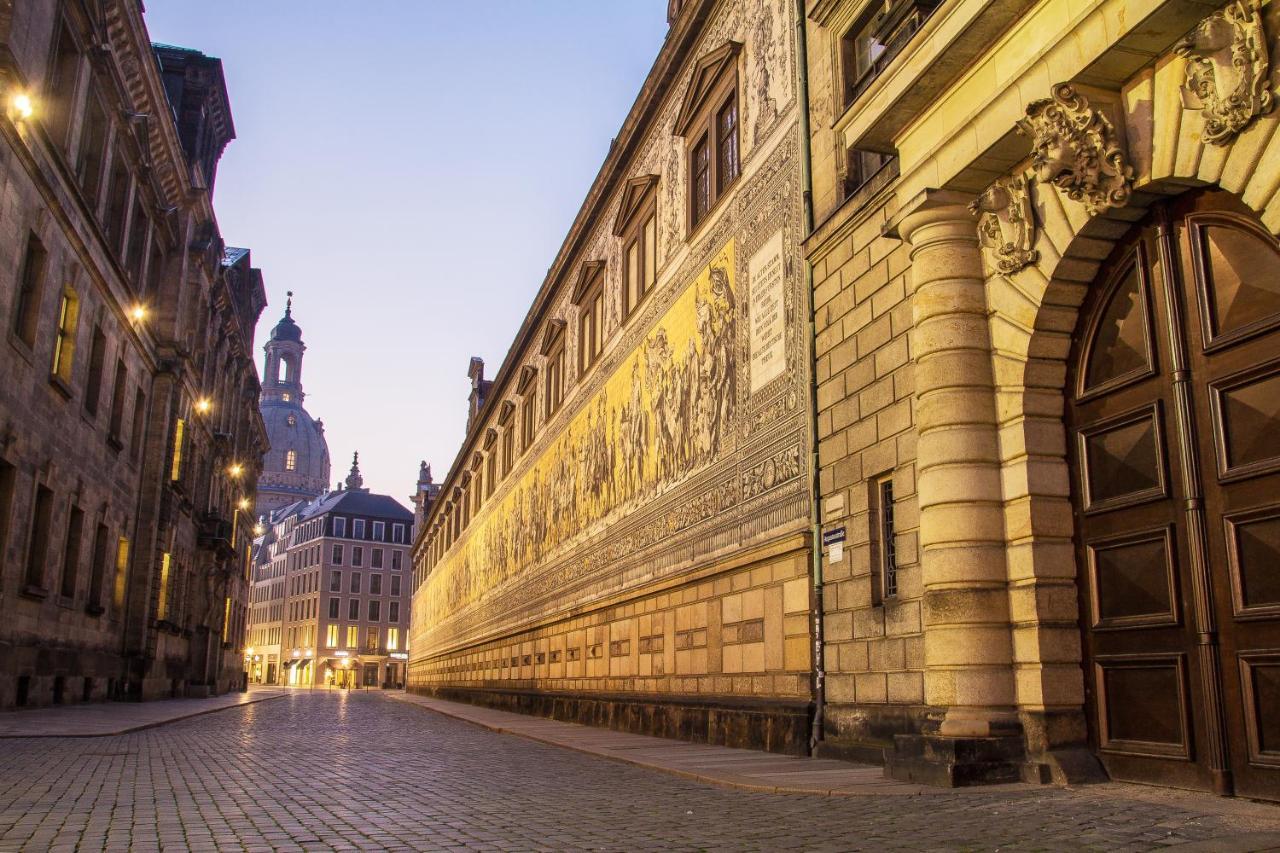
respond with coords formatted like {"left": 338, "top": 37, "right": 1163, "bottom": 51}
{"left": 0, "top": 1, "right": 266, "bottom": 708}
{"left": 410, "top": 0, "right": 818, "bottom": 754}
{"left": 255, "top": 295, "right": 331, "bottom": 517}
{"left": 804, "top": 0, "right": 1280, "bottom": 800}
{"left": 247, "top": 455, "right": 415, "bottom": 689}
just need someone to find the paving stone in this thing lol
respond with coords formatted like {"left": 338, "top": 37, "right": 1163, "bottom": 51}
{"left": 0, "top": 691, "right": 1278, "bottom": 851}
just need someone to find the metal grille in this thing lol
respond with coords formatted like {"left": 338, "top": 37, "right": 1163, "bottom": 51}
{"left": 881, "top": 479, "right": 897, "bottom": 598}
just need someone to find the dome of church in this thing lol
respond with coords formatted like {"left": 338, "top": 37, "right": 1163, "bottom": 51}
{"left": 270, "top": 312, "right": 302, "bottom": 343}
{"left": 255, "top": 294, "right": 331, "bottom": 516}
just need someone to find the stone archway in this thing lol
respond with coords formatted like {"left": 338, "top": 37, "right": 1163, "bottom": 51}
{"left": 975, "top": 43, "right": 1280, "bottom": 791}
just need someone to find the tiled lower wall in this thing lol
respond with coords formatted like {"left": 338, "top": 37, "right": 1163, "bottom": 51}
{"left": 409, "top": 537, "right": 815, "bottom": 751}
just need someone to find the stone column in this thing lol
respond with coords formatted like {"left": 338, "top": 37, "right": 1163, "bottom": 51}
{"left": 886, "top": 192, "right": 1021, "bottom": 785}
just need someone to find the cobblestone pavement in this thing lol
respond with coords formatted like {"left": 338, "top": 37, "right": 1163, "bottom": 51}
{"left": 2, "top": 691, "right": 1279, "bottom": 852}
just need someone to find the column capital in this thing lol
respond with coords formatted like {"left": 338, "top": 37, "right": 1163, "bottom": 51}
{"left": 886, "top": 187, "right": 977, "bottom": 245}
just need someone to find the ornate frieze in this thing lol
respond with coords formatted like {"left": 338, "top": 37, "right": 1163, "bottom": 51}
{"left": 970, "top": 175, "right": 1039, "bottom": 274}
{"left": 1175, "top": 0, "right": 1273, "bottom": 145}
{"left": 1016, "top": 84, "right": 1133, "bottom": 216}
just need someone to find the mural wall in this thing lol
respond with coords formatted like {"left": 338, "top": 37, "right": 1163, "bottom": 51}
{"left": 411, "top": 0, "right": 811, "bottom": 667}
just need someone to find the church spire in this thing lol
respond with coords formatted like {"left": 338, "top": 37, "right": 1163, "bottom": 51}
{"left": 345, "top": 451, "right": 364, "bottom": 491}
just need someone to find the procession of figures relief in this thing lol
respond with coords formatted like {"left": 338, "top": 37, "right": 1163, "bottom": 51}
{"left": 972, "top": 1, "right": 1273, "bottom": 277}
{"left": 420, "top": 137, "right": 808, "bottom": 653}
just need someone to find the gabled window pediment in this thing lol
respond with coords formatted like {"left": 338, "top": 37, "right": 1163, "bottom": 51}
{"left": 539, "top": 319, "right": 567, "bottom": 355}
{"left": 613, "top": 175, "right": 660, "bottom": 237}
{"left": 571, "top": 261, "right": 607, "bottom": 304}
{"left": 498, "top": 400, "right": 515, "bottom": 422}
{"left": 675, "top": 41, "right": 742, "bottom": 137}
{"left": 483, "top": 428, "right": 498, "bottom": 447}
{"left": 516, "top": 365, "right": 538, "bottom": 393}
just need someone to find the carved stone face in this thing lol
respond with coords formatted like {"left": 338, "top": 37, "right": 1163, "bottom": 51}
{"left": 1030, "top": 135, "right": 1075, "bottom": 186}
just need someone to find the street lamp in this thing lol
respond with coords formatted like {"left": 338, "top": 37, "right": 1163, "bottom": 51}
{"left": 227, "top": 462, "right": 244, "bottom": 478}
{"left": 129, "top": 304, "right": 148, "bottom": 323}
{"left": 195, "top": 397, "right": 212, "bottom": 415}
{"left": 10, "top": 92, "right": 33, "bottom": 120}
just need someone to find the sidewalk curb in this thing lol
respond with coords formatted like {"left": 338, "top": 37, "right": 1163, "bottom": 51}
{"left": 0, "top": 691, "right": 287, "bottom": 738}
{"left": 386, "top": 692, "right": 936, "bottom": 798}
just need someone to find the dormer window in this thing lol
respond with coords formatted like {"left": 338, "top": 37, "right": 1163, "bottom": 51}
{"left": 285, "top": 449, "right": 297, "bottom": 471}
{"left": 676, "top": 42, "right": 741, "bottom": 232}
{"left": 573, "top": 262, "right": 606, "bottom": 376}
{"left": 281, "top": 392, "right": 291, "bottom": 402}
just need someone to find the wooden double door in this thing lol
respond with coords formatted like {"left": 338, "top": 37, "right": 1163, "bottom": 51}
{"left": 1069, "top": 190, "right": 1280, "bottom": 801}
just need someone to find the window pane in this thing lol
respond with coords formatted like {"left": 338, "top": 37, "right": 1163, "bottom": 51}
{"left": 693, "top": 136, "right": 711, "bottom": 223}
{"left": 717, "top": 94, "right": 739, "bottom": 191}
{"left": 626, "top": 241, "right": 640, "bottom": 313}
{"left": 643, "top": 216, "right": 656, "bottom": 292}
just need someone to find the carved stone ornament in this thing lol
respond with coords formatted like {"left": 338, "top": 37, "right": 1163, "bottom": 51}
{"left": 1016, "top": 84, "right": 1134, "bottom": 216}
{"left": 1175, "top": 0, "right": 1274, "bottom": 145}
{"left": 969, "top": 176, "right": 1039, "bottom": 274}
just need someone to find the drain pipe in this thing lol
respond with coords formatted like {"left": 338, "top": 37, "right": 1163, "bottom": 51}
{"left": 793, "top": 0, "right": 823, "bottom": 754}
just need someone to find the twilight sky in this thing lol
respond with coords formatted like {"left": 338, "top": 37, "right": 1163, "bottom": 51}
{"left": 143, "top": 2, "right": 671, "bottom": 504}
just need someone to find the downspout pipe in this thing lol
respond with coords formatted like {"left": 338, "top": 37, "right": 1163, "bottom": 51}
{"left": 793, "top": 0, "right": 823, "bottom": 754}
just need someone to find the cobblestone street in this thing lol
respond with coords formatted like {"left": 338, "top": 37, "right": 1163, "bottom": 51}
{"left": 2, "top": 691, "right": 1279, "bottom": 852}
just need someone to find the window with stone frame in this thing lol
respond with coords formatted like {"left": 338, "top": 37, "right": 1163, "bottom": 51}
{"left": 518, "top": 368, "right": 538, "bottom": 453}
{"left": 614, "top": 176, "right": 658, "bottom": 321}
{"left": 484, "top": 443, "right": 497, "bottom": 499}
{"left": 45, "top": 20, "right": 83, "bottom": 152}
{"left": 499, "top": 402, "right": 516, "bottom": 475}
{"left": 107, "top": 358, "right": 127, "bottom": 442}
{"left": 573, "top": 262, "right": 607, "bottom": 377}
{"left": 83, "top": 323, "right": 106, "bottom": 417}
{"left": 12, "top": 234, "right": 47, "bottom": 350}
{"left": 541, "top": 320, "right": 566, "bottom": 419}
{"left": 76, "top": 86, "right": 109, "bottom": 211}
{"left": 50, "top": 287, "right": 80, "bottom": 388}
{"left": 839, "top": 0, "right": 942, "bottom": 106}
{"left": 676, "top": 42, "right": 741, "bottom": 232}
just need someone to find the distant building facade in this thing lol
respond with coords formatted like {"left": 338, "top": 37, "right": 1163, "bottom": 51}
{"left": 0, "top": 2, "right": 266, "bottom": 708}
{"left": 247, "top": 455, "right": 416, "bottom": 689}
{"left": 255, "top": 294, "right": 330, "bottom": 516}
{"left": 410, "top": 0, "right": 816, "bottom": 753}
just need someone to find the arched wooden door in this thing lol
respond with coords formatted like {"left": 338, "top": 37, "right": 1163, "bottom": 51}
{"left": 1068, "top": 190, "right": 1280, "bottom": 801}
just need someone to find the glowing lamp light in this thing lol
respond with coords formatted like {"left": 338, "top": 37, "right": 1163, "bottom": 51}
{"left": 253, "top": 523, "right": 265, "bottom": 536}
{"left": 129, "top": 304, "right": 148, "bottom": 322}
{"left": 227, "top": 463, "right": 244, "bottom": 478}
{"left": 237, "top": 497, "right": 250, "bottom": 511}
{"left": 11, "top": 93, "right": 33, "bottom": 120}
{"left": 195, "top": 397, "right": 212, "bottom": 414}
{"left": 246, "top": 647, "right": 255, "bottom": 657}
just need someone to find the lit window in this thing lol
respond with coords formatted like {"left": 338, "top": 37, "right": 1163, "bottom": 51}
{"left": 387, "top": 627, "right": 399, "bottom": 651}
{"left": 281, "top": 392, "right": 291, "bottom": 402}
{"left": 285, "top": 449, "right": 297, "bottom": 471}
{"left": 346, "top": 625, "right": 358, "bottom": 648}
{"left": 157, "top": 553, "right": 172, "bottom": 620}
{"left": 51, "top": 288, "right": 80, "bottom": 385}
{"left": 169, "top": 419, "right": 185, "bottom": 482}
{"left": 326, "top": 624, "right": 338, "bottom": 647}
{"left": 112, "top": 537, "right": 130, "bottom": 611}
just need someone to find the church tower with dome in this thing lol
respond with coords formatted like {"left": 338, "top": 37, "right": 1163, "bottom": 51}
{"left": 255, "top": 293, "right": 331, "bottom": 516}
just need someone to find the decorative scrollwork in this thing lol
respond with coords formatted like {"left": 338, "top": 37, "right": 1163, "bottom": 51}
{"left": 1175, "top": 0, "right": 1273, "bottom": 145}
{"left": 1016, "top": 84, "right": 1133, "bottom": 216}
{"left": 970, "top": 175, "right": 1039, "bottom": 274}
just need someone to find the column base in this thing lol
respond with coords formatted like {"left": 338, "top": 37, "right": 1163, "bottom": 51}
{"left": 884, "top": 732, "right": 1026, "bottom": 787}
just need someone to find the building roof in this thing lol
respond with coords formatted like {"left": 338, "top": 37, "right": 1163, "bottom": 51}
{"left": 299, "top": 489, "right": 413, "bottom": 522}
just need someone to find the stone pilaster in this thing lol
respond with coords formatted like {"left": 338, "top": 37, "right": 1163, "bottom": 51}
{"left": 884, "top": 192, "right": 1022, "bottom": 786}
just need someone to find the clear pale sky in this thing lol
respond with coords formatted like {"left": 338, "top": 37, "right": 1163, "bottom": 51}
{"left": 142, "top": 2, "right": 670, "bottom": 502}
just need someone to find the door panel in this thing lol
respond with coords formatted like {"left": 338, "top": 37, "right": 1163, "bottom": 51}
{"left": 1072, "top": 190, "right": 1280, "bottom": 801}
